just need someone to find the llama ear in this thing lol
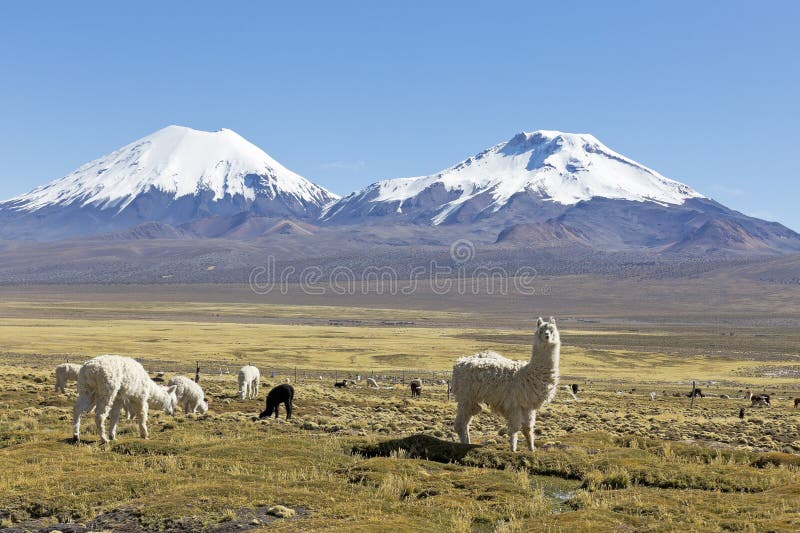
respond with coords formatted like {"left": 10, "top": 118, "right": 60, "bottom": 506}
{"left": 549, "top": 317, "right": 556, "bottom": 325}
{"left": 166, "top": 385, "right": 177, "bottom": 394}
{"left": 537, "top": 317, "right": 544, "bottom": 327}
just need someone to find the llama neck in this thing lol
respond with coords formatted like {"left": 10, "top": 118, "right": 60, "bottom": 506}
{"left": 527, "top": 341, "right": 560, "bottom": 382}
{"left": 146, "top": 381, "right": 169, "bottom": 408}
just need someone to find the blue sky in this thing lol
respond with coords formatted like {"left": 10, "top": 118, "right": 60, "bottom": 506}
{"left": 1, "top": 1, "right": 798, "bottom": 229}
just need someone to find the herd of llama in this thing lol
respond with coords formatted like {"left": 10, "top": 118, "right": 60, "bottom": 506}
{"left": 57, "top": 317, "right": 560, "bottom": 452}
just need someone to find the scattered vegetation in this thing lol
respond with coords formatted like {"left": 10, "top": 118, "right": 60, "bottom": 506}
{"left": 1, "top": 299, "right": 799, "bottom": 531}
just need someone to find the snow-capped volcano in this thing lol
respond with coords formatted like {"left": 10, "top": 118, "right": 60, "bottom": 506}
{"left": 2, "top": 126, "right": 798, "bottom": 254}
{"left": 0, "top": 126, "right": 338, "bottom": 239}
{"left": 323, "top": 130, "right": 704, "bottom": 225}
{"left": 7, "top": 125, "right": 337, "bottom": 212}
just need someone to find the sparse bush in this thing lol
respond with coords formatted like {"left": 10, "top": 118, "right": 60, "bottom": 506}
{"left": 377, "top": 473, "right": 416, "bottom": 500}
{"left": 751, "top": 452, "right": 800, "bottom": 469}
{"left": 580, "top": 467, "right": 631, "bottom": 490}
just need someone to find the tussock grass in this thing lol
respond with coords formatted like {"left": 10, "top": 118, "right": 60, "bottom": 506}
{"left": 2, "top": 299, "right": 800, "bottom": 530}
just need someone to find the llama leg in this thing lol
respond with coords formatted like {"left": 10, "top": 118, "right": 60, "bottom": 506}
{"left": 138, "top": 401, "right": 150, "bottom": 439}
{"left": 254, "top": 379, "right": 259, "bottom": 398}
{"left": 72, "top": 392, "right": 93, "bottom": 442}
{"left": 285, "top": 401, "right": 292, "bottom": 420}
{"left": 508, "top": 421, "right": 520, "bottom": 453}
{"left": 522, "top": 411, "right": 537, "bottom": 452}
{"left": 274, "top": 404, "right": 280, "bottom": 419}
{"left": 126, "top": 398, "right": 147, "bottom": 439}
{"left": 183, "top": 400, "right": 190, "bottom": 415}
{"left": 94, "top": 393, "right": 114, "bottom": 444}
{"left": 108, "top": 398, "right": 124, "bottom": 441}
{"left": 508, "top": 411, "right": 527, "bottom": 452}
{"left": 455, "top": 403, "right": 479, "bottom": 444}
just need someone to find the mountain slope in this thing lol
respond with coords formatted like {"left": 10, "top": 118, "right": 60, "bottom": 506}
{"left": 2, "top": 127, "right": 799, "bottom": 255}
{"left": 0, "top": 126, "right": 338, "bottom": 239}
{"left": 321, "top": 130, "right": 800, "bottom": 253}
{"left": 322, "top": 130, "right": 703, "bottom": 226}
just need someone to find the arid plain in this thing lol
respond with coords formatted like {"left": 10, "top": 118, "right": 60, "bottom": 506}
{"left": 1, "top": 272, "right": 799, "bottom": 531}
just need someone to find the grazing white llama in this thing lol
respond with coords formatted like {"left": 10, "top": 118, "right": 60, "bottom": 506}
{"left": 55, "top": 363, "right": 82, "bottom": 393}
{"left": 73, "top": 355, "right": 177, "bottom": 444}
{"left": 167, "top": 375, "right": 209, "bottom": 414}
{"left": 452, "top": 317, "right": 560, "bottom": 452}
{"left": 366, "top": 377, "right": 379, "bottom": 389}
{"left": 238, "top": 365, "right": 261, "bottom": 400}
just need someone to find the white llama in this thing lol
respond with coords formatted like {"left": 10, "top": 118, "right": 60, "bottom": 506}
{"left": 238, "top": 365, "right": 261, "bottom": 400}
{"left": 55, "top": 363, "right": 82, "bottom": 393}
{"left": 167, "top": 375, "right": 209, "bottom": 414}
{"left": 73, "top": 355, "right": 177, "bottom": 444}
{"left": 451, "top": 317, "right": 560, "bottom": 452}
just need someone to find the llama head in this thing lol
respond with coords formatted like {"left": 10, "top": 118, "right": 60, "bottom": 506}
{"left": 198, "top": 397, "right": 209, "bottom": 414}
{"left": 163, "top": 385, "right": 178, "bottom": 415}
{"left": 534, "top": 317, "right": 560, "bottom": 347}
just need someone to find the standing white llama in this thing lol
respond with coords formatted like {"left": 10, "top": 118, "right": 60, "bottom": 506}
{"left": 451, "top": 317, "right": 560, "bottom": 452}
{"left": 73, "top": 355, "right": 177, "bottom": 444}
{"left": 54, "top": 363, "right": 82, "bottom": 393}
{"left": 237, "top": 365, "right": 261, "bottom": 400}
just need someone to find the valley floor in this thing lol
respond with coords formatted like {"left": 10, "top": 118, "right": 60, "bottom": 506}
{"left": 1, "top": 285, "right": 799, "bottom": 531}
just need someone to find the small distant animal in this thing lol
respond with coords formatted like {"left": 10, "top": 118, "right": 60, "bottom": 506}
{"left": 739, "top": 407, "right": 745, "bottom": 419}
{"left": 687, "top": 388, "right": 705, "bottom": 398}
{"left": 571, "top": 384, "right": 579, "bottom": 395}
{"left": 259, "top": 384, "right": 294, "bottom": 420}
{"left": 649, "top": 392, "right": 657, "bottom": 401}
{"left": 54, "top": 363, "right": 82, "bottom": 393}
{"left": 237, "top": 365, "right": 261, "bottom": 400}
{"left": 167, "top": 375, "right": 209, "bottom": 415}
{"left": 751, "top": 394, "right": 771, "bottom": 407}
{"left": 794, "top": 398, "right": 800, "bottom": 408}
{"left": 334, "top": 380, "right": 348, "bottom": 388}
{"left": 366, "top": 378, "right": 379, "bottom": 389}
{"left": 720, "top": 394, "right": 730, "bottom": 399}
{"left": 410, "top": 379, "right": 422, "bottom": 397}
{"left": 744, "top": 389, "right": 752, "bottom": 401}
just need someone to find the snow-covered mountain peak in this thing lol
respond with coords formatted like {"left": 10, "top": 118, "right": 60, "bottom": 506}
{"left": 5, "top": 125, "right": 339, "bottom": 213}
{"left": 323, "top": 129, "right": 705, "bottom": 225}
